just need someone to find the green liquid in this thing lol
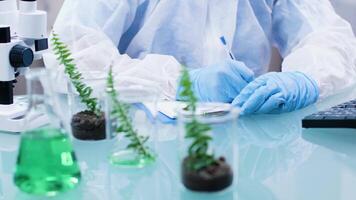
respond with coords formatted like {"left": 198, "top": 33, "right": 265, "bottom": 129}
{"left": 110, "top": 150, "right": 155, "bottom": 169}
{"left": 14, "top": 127, "right": 81, "bottom": 196}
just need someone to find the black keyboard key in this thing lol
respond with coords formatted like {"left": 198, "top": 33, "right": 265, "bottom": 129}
{"left": 324, "top": 116, "right": 346, "bottom": 120}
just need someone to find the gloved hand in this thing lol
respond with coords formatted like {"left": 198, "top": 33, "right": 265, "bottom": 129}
{"left": 177, "top": 60, "right": 254, "bottom": 103}
{"left": 232, "top": 72, "right": 319, "bottom": 115}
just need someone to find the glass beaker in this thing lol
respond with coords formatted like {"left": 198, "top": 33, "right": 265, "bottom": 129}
{"left": 177, "top": 103, "right": 239, "bottom": 193}
{"left": 106, "top": 85, "right": 159, "bottom": 168}
{"left": 14, "top": 69, "right": 81, "bottom": 196}
{"left": 67, "top": 74, "right": 108, "bottom": 141}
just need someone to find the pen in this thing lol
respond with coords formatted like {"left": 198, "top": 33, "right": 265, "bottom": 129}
{"left": 220, "top": 36, "right": 236, "bottom": 60}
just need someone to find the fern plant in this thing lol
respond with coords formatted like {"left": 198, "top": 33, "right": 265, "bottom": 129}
{"left": 106, "top": 67, "right": 155, "bottom": 160}
{"left": 179, "top": 67, "right": 216, "bottom": 171}
{"left": 51, "top": 33, "right": 101, "bottom": 115}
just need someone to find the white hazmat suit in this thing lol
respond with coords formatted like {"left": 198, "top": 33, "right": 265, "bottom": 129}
{"left": 47, "top": 0, "right": 356, "bottom": 108}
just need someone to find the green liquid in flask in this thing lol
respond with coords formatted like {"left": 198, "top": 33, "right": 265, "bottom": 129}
{"left": 14, "top": 126, "right": 81, "bottom": 196}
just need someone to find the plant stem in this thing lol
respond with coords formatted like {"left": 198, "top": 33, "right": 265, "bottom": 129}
{"left": 179, "top": 66, "right": 216, "bottom": 171}
{"left": 51, "top": 33, "right": 101, "bottom": 115}
{"left": 107, "top": 67, "right": 154, "bottom": 159}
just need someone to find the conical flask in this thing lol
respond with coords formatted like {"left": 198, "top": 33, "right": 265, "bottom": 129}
{"left": 14, "top": 69, "right": 81, "bottom": 196}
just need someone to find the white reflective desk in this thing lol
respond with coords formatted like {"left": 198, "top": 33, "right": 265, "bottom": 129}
{"left": 1, "top": 86, "right": 356, "bottom": 200}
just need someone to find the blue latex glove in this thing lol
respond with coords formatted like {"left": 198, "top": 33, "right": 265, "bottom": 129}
{"left": 177, "top": 60, "right": 254, "bottom": 103}
{"left": 232, "top": 72, "right": 319, "bottom": 115}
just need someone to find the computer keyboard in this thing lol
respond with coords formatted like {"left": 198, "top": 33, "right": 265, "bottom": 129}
{"left": 302, "top": 99, "right": 356, "bottom": 128}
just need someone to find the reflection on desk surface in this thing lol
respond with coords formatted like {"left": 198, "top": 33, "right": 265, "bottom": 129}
{"left": 0, "top": 86, "right": 355, "bottom": 199}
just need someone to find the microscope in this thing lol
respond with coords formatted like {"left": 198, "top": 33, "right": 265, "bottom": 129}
{"left": 0, "top": 0, "right": 48, "bottom": 132}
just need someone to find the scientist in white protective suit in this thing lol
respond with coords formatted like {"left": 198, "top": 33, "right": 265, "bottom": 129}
{"left": 48, "top": 0, "right": 356, "bottom": 115}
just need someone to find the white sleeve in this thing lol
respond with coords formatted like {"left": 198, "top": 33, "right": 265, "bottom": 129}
{"left": 44, "top": 0, "right": 181, "bottom": 100}
{"left": 272, "top": 0, "right": 356, "bottom": 99}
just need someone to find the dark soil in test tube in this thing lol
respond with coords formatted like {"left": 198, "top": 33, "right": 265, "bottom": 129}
{"left": 71, "top": 111, "right": 106, "bottom": 140}
{"left": 182, "top": 156, "right": 233, "bottom": 192}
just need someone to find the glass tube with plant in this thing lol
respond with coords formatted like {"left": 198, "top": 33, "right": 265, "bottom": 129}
{"left": 51, "top": 34, "right": 106, "bottom": 140}
{"left": 178, "top": 67, "right": 238, "bottom": 192}
{"left": 106, "top": 67, "right": 156, "bottom": 168}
